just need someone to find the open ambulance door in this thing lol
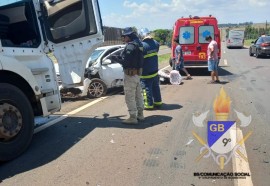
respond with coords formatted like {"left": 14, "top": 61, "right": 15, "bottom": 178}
{"left": 41, "top": 0, "right": 104, "bottom": 88}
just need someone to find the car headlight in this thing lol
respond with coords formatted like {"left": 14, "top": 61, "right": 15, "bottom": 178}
{"left": 89, "top": 67, "right": 99, "bottom": 75}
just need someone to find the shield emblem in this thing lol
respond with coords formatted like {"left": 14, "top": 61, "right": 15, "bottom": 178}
{"left": 208, "top": 121, "right": 237, "bottom": 154}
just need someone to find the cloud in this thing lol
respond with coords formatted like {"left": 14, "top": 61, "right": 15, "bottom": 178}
{"left": 249, "top": 0, "right": 268, "bottom": 6}
{"left": 101, "top": 0, "right": 270, "bottom": 30}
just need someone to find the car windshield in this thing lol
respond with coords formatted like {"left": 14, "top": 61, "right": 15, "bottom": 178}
{"left": 262, "top": 36, "right": 270, "bottom": 42}
{"left": 88, "top": 49, "right": 105, "bottom": 65}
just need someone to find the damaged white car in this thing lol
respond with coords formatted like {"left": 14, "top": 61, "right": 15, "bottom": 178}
{"left": 56, "top": 45, "right": 125, "bottom": 98}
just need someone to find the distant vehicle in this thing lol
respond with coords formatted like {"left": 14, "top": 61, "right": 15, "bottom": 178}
{"left": 249, "top": 35, "right": 270, "bottom": 58}
{"left": 56, "top": 45, "right": 125, "bottom": 98}
{"left": 226, "top": 30, "right": 245, "bottom": 48}
{"left": 170, "top": 15, "right": 221, "bottom": 67}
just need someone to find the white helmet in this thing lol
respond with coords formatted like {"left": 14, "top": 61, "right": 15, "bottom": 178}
{"left": 139, "top": 28, "right": 150, "bottom": 39}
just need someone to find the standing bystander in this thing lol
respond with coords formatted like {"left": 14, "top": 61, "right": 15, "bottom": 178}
{"left": 173, "top": 37, "right": 192, "bottom": 80}
{"left": 206, "top": 35, "right": 220, "bottom": 84}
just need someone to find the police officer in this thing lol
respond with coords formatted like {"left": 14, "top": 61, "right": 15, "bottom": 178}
{"left": 112, "top": 27, "right": 144, "bottom": 124}
{"left": 139, "top": 28, "right": 162, "bottom": 109}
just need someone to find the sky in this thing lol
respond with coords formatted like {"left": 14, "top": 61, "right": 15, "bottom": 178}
{"left": 99, "top": 0, "right": 270, "bottom": 30}
{"left": 1, "top": 0, "right": 269, "bottom": 31}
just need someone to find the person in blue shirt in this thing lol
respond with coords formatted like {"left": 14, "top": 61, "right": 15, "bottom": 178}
{"left": 173, "top": 37, "right": 192, "bottom": 80}
{"left": 139, "top": 28, "right": 162, "bottom": 110}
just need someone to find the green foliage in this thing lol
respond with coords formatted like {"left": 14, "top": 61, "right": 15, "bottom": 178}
{"left": 244, "top": 39, "right": 254, "bottom": 46}
{"left": 158, "top": 53, "right": 170, "bottom": 64}
{"left": 152, "top": 29, "right": 172, "bottom": 45}
{"left": 244, "top": 24, "right": 270, "bottom": 39}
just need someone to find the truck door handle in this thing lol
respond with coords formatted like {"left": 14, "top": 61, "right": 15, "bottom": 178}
{"left": 197, "top": 46, "right": 201, "bottom": 51}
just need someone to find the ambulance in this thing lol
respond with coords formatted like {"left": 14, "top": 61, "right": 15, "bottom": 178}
{"left": 170, "top": 15, "right": 221, "bottom": 67}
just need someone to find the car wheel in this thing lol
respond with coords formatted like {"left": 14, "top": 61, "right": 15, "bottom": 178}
{"left": 87, "top": 78, "right": 107, "bottom": 98}
{"left": 256, "top": 49, "right": 260, "bottom": 58}
{"left": 0, "top": 83, "right": 34, "bottom": 161}
{"left": 249, "top": 48, "right": 253, "bottom": 56}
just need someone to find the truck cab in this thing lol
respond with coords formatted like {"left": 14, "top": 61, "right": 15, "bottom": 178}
{"left": 0, "top": 0, "right": 103, "bottom": 161}
{"left": 170, "top": 15, "right": 221, "bottom": 67}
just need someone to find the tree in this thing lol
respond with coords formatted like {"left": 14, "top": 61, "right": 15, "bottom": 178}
{"left": 152, "top": 29, "right": 172, "bottom": 45}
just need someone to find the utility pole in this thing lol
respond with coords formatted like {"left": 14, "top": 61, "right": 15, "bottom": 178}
{"left": 266, "top": 20, "right": 268, "bottom": 34}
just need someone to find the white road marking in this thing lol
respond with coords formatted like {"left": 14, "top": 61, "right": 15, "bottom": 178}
{"left": 34, "top": 96, "right": 108, "bottom": 133}
{"left": 224, "top": 59, "right": 228, "bottom": 66}
{"left": 232, "top": 128, "right": 253, "bottom": 186}
{"left": 160, "top": 65, "right": 170, "bottom": 71}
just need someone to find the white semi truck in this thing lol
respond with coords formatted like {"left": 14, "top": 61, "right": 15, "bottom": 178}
{"left": 0, "top": 0, "right": 103, "bottom": 161}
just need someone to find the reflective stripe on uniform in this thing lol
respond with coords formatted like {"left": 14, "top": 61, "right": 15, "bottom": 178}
{"left": 143, "top": 89, "right": 153, "bottom": 108}
{"left": 145, "top": 105, "right": 154, "bottom": 109}
{"left": 140, "top": 72, "right": 158, "bottom": 79}
{"left": 144, "top": 52, "right": 158, "bottom": 58}
{"left": 143, "top": 89, "right": 148, "bottom": 106}
{"left": 154, "top": 102, "right": 162, "bottom": 106}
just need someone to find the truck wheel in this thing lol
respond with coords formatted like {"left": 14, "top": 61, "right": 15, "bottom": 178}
{"left": 0, "top": 83, "right": 34, "bottom": 161}
{"left": 87, "top": 78, "right": 107, "bottom": 98}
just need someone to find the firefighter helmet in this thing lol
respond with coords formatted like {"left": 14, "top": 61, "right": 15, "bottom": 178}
{"left": 139, "top": 28, "right": 150, "bottom": 38}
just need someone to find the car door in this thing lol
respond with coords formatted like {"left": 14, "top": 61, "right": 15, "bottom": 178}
{"left": 99, "top": 48, "right": 124, "bottom": 87}
{"left": 41, "top": 0, "right": 103, "bottom": 88}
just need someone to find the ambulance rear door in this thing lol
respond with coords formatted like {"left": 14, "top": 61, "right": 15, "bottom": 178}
{"left": 41, "top": 0, "right": 104, "bottom": 88}
{"left": 198, "top": 25, "right": 215, "bottom": 62}
{"left": 178, "top": 25, "right": 197, "bottom": 64}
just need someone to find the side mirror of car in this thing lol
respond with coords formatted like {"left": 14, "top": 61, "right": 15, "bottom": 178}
{"left": 103, "top": 59, "right": 112, "bottom": 65}
{"left": 251, "top": 41, "right": 255, "bottom": 44}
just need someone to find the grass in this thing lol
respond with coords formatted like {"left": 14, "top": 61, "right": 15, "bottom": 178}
{"left": 159, "top": 45, "right": 170, "bottom": 50}
{"left": 244, "top": 39, "right": 255, "bottom": 47}
{"left": 158, "top": 53, "right": 170, "bottom": 64}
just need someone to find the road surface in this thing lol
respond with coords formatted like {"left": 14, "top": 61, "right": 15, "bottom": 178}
{"left": 0, "top": 43, "right": 270, "bottom": 186}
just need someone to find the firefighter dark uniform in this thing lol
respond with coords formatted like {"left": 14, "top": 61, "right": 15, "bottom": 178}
{"left": 112, "top": 27, "right": 144, "bottom": 124}
{"left": 139, "top": 29, "right": 162, "bottom": 109}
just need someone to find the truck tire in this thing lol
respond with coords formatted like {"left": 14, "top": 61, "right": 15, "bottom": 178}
{"left": 0, "top": 83, "right": 34, "bottom": 161}
{"left": 87, "top": 78, "right": 107, "bottom": 98}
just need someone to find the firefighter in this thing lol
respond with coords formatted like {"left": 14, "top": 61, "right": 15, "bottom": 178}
{"left": 139, "top": 28, "right": 162, "bottom": 110}
{"left": 111, "top": 27, "right": 144, "bottom": 124}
